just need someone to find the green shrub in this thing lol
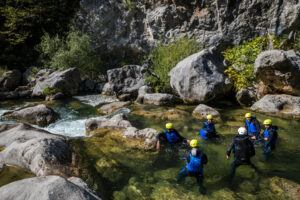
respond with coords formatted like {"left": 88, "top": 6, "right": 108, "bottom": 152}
{"left": 43, "top": 87, "right": 58, "bottom": 96}
{"left": 146, "top": 37, "right": 202, "bottom": 92}
{"left": 222, "top": 34, "right": 286, "bottom": 91}
{"left": 37, "top": 30, "right": 102, "bottom": 79}
{"left": 123, "top": 0, "right": 136, "bottom": 11}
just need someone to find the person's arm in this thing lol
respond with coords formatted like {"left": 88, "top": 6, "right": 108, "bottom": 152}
{"left": 201, "top": 153, "right": 208, "bottom": 165}
{"left": 226, "top": 139, "right": 235, "bottom": 158}
{"left": 265, "top": 130, "right": 275, "bottom": 147}
{"left": 156, "top": 132, "right": 166, "bottom": 149}
{"left": 202, "top": 123, "right": 207, "bottom": 130}
{"left": 174, "top": 129, "right": 186, "bottom": 142}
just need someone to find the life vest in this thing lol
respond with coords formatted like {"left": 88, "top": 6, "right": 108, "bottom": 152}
{"left": 245, "top": 119, "right": 258, "bottom": 135}
{"left": 264, "top": 128, "right": 278, "bottom": 145}
{"left": 204, "top": 121, "right": 215, "bottom": 132}
{"left": 187, "top": 152, "right": 203, "bottom": 172}
{"left": 164, "top": 130, "right": 179, "bottom": 143}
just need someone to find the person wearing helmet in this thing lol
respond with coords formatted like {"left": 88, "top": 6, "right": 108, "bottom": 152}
{"left": 177, "top": 139, "right": 208, "bottom": 194}
{"left": 262, "top": 119, "right": 278, "bottom": 159}
{"left": 226, "top": 127, "right": 257, "bottom": 177}
{"left": 156, "top": 123, "right": 189, "bottom": 149}
{"left": 244, "top": 113, "right": 261, "bottom": 140}
{"left": 199, "top": 115, "right": 217, "bottom": 140}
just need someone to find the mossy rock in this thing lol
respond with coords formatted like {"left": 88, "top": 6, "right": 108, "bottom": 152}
{"left": 0, "top": 146, "right": 5, "bottom": 152}
{"left": 153, "top": 168, "right": 178, "bottom": 181}
{"left": 132, "top": 109, "right": 190, "bottom": 120}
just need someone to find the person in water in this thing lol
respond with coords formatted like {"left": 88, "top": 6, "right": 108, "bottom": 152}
{"left": 244, "top": 113, "right": 261, "bottom": 140}
{"left": 156, "top": 123, "right": 189, "bottom": 149}
{"left": 262, "top": 119, "right": 278, "bottom": 159}
{"left": 226, "top": 127, "right": 258, "bottom": 178}
{"left": 177, "top": 139, "right": 208, "bottom": 194}
{"left": 199, "top": 115, "right": 217, "bottom": 139}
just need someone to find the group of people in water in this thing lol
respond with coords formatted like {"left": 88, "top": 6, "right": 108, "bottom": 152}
{"left": 155, "top": 113, "right": 279, "bottom": 194}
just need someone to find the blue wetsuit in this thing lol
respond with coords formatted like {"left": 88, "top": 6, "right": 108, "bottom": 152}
{"left": 200, "top": 121, "right": 216, "bottom": 139}
{"left": 263, "top": 126, "right": 278, "bottom": 158}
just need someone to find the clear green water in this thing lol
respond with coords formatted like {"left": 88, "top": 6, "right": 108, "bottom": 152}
{"left": 0, "top": 166, "right": 35, "bottom": 187}
{"left": 1, "top": 98, "right": 300, "bottom": 199}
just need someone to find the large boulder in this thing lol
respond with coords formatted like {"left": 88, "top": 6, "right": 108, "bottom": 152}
{"left": 102, "top": 65, "right": 146, "bottom": 98}
{"left": 0, "top": 176, "right": 102, "bottom": 200}
{"left": 98, "top": 101, "right": 132, "bottom": 114}
{"left": 170, "top": 47, "right": 232, "bottom": 103}
{"left": 251, "top": 94, "right": 300, "bottom": 118}
{"left": 192, "top": 104, "right": 221, "bottom": 119}
{"left": 0, "top": 123, "right": 77, "bottom": 177}
{"left": 254, "top": 50, "right": 300, "bottom": 97}
{"left": 2, "top": 104, "right": 59, "bottom": 127}
{"left": 32, "top": 68, "right": 81, "bottom": 98}
{"left": 0, "top": 70, "right": 22, "bottom": 91}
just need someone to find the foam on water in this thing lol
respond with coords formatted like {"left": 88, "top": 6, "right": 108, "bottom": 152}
{"left": 73, "top": 94, "right": 118, "bottom": 107}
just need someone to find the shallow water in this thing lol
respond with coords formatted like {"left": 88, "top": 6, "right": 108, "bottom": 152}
{"left": 1, "top": 98, "right": 300, "bottom": 199}
{"left": 0, "top": 166, "right": 35, "bottom": 187}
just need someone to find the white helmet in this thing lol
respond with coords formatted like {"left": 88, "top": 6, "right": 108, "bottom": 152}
{"left": 238, "top": 127, "right": 247, "bottom": 135}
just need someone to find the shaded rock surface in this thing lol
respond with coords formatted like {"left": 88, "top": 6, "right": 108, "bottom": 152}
{"left": 137, "top": 86, "right": 182, "bottom": 105}
{"left": 102, "top": 65, "right": 146, "bottom": 99}
{"left": 192, "top": 104, "right": 221, "bottom": 119}
{"left": 0, "top": 123, "right": 77, "bottom": 177}
{"left": 236, "top": 89, "right": 256, "bottom": 107}
{"left": 132, "top": 108, "right": 189, "bottom": 120}
{"left": 255, "top": 50, "right": 300, "bottom": 97}
{"left": 251, "top": 94, "right": 300, "bottom": 118}
{"left": 170, "top": 47, "right": 232, "bottom": 103}
{"left": 0, "top": 70, "right": 22, "bottom": 92}
{"left": 32, "top": 68, "right": 81, "bottom": 97}
{"left": 0, "top": 176, "right": 102, "bottom": 200}
{"left": 2, "top": 104, "right": 59, "bottom": 127}
{"left": 98, "top": 101, "right": 132, "bottom": 114}
{"left": 76, "top": 0, "right": 300, "bottom": 61}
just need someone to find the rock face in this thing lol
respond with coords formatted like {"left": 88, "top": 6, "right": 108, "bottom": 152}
{"left": 254, "top": 50, "right": 300, "bottom": 97}
{"left": 98, "top": 101, "right": 132, "bottom": 114}
{"left": 251, "top": 94, "right": 300, "bottom": 118}
{"left": 76, "top": 0, "right": 300, "bottom": 60}
{"left": 85, "top": 114, "right": 159, "bottom": 149}
{"left": 0, "top": 176, "right": 102, "bottom": 200}
{"left": 102, "top": 65, "right": 146, "bottom": 99}
{"left": 170, "top": 47, "right": 232, "bottom": 103}
{"left": 0, "top": 70, "right": 22, "bottom": 91}
{"left": 137, "top": 86, "right": 182, "bottom": 105}
{"left": 0, "top": 123, "right": 76, "bottom": 177}
{"left": 2, "top": 104, "right": 59, "bottom": 127}
{"left": 32, "top": 68, "right": 81, "bottom": 97}
{"left": 236, "top": 89, "right": 256, "bottom": 107}
{"left": 192, "top": 104, "right": 221, "bottom": 119}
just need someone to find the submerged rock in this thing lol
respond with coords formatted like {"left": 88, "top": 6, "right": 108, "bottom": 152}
{"left": 132, "top": 108, "right": 190, "bottom": 120}
{"left": 2, "top": 104, "right": 59, "bottom": 127}
{"left": 32, "top": 67, "right": 81, "bottom": 98}
{"left": 0, "top": 176, "right": 102, "bottom": 200}
{"left": 192, "top": 104, "right": 221, "bottom": 119}
{"left": 255, "top": 50, "right": 300, "bottom": 97}
{"left": 0, "top": 123, "right": 77, "bottom": 177}
{"left": 0, "top": 70, "right": 22, "bottom": 91}
{"left": 102, "top": 65, "right": 146, "bottom": 99}
{"left": 98, "top": 101, "right": 132, "bottom": 114}
{"left": 251, "top": 94, "right": 300, "bottom": 118}
{"left": 170, "top": 47, "right": 232, "bottom": 103}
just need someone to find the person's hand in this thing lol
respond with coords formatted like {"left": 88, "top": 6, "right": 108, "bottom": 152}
{"left": 156, "top": 141, "right": 160, "bottom": 150}
{"left": 226, "top": 155, "right": 230, "bottom": 160}
{"left": 251, "top": 136, "right": 256, "bottom": 140}
{"left": 187, "top": 139, "right": 190, "bottom": 144}
{"left": 264, "top": 138, "right": 268, "bottom": 141}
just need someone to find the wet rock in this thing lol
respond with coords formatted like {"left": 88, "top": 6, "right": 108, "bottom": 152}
{"left": 32, "top": 68, "right": 81, "bottom": 98}
{"left": 0, "top": 163, "right": 4, "bottom": 173}
{"left": 0, "top": 70, "right": 22, "bottom": 91}
{"left": 102, "top": 65, "right": 146, "bottom": 99}
{"left": 132, "top": 109, "right": 190, "bottom": 120}
{"left": 2, "top": 104, "right": 59, "bottom": 127}
{"left": 86, "top": 113, "right": 132, "bottom": 133}
{"left": 48, "top": 92, "right": 64, "bottom": 100}
{"left": 95, "top": 158, "right": 122, "bottom": 182}
{"left": 22, "top": 66, "right": 37, "bottom": 85}
{"left": 268, "top": 177, "right": 300, "bottom": 200}
{"left": 118, "top": 93, "right": 133, "bottom": 101}
{"left": 98, "top": 101, "right": 132, "bottom": 114}
{"left": 236, "top": 89, "right": 256, "bottom": 107}
{"left": 251, "top": 94, "right": 300, "bottom": 118}
{"left": 0, "top": 91, "right": 19, "bottom": 100}
{"left": 255, "top": 50, "right": 300, "bottom": 97}
{"left": 0, "top": 123, "right": 77, "bottom": 177}
{"left": 170, "top": 47, "right": 232, "bottom": 103}
{"left": 123, "top": 127, "right": 159, "bottom": 149}
{"left": 192, "top": 104, "right": 221, "bottom": 119}
{"left": 0, "top": 176, "right": 102, "bottom": 200}
{"left": 94, "top": 82, "right": 105, "bottom": 93}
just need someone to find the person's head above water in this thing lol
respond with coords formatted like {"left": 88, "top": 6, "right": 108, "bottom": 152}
{"left": 263, "top": 119, "right": 272, "bottom": 129}
{"left": 245, "top": 113, "right": 252, "bottom": 122}
{"left": 190, "top": 139, "right": 199, "bottom": 148}
{"left": 238, "top": 127, "right": 247, "bottom": 135}
{"left": 206, "top": 115, "right": 213, "bottom": 123}
{"left": 165, "top": 123, "right": 173, "bottom": 131}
